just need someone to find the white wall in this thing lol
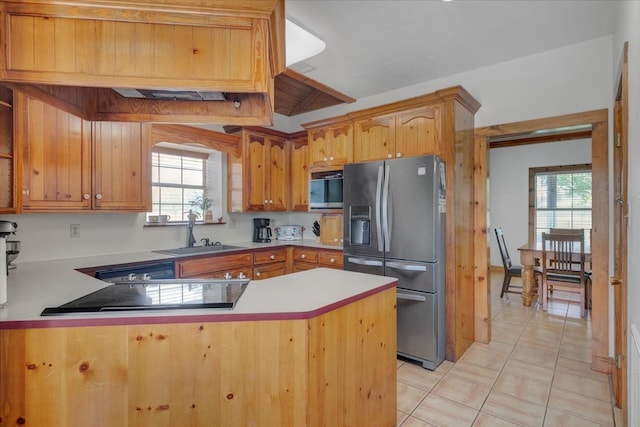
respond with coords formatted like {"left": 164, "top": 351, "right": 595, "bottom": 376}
{"left": 285, "top": 36, "right": 613, "bottom": 131}
{"left": 488, "top": 139, "right": 592, "bottom": 267}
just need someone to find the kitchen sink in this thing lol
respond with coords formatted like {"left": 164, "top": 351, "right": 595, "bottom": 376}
{"left": 153, "top": 244, "right": 246, "bottom": 256}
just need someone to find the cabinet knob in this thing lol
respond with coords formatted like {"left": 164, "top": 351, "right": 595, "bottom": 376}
{"left": 387, "top": 154, "right": 392, "bottom": 158}
{"left": 396, "top": 153, "right": 402, "bottom": 157}
{"left": 301, "top": 254, "right": 306, "bottom": 259}
{"left": 264, "top": 199, "right": 268, "bottom": 204}
{"left": 270, "top": 254, "right": 275, "bottom": 260}
{"left": 334, "top": 238, "right": 338, "bottom": 242}
{"left": 329, "top": 156, "right": 334, "bottom": 161}
{"left": 95, "top": 194, "right": 102, "bottom": 200}
{"left": 330, "top": 258, "right": 335, "bottom": 263}
{"left": 269, "top": 200, "right": 273, "bottom": 204}
{"left": 237, "top": 272, "right": 246, "bottom": 279}
{"left": 256, "top": 271, "right": 261, "bottom": 277}
{"left": 83, "top": 193, "right": 90, "bottom": 200}
{"left": 323, "top": 157, "right": 328, "bottom": 161}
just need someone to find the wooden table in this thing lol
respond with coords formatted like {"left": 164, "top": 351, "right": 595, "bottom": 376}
{"left": 517, "top": 242, "right": 591, "bottom": 307}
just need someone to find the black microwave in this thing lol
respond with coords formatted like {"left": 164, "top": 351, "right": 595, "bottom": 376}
{"left": 309, "top": 171, "right": 343, "bottom": 209}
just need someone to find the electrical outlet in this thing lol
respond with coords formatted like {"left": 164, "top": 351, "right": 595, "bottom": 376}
{"left": 70, "top": 224, "right": 80, "bottom": 238}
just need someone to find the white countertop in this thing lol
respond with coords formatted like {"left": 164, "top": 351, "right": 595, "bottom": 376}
{"left": 1, "top": 241, "right": 396, "bottom": 328}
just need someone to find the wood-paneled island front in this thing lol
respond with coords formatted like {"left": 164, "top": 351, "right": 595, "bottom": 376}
{"left": 0, "top": 268, "right": 397, "bottom": 427}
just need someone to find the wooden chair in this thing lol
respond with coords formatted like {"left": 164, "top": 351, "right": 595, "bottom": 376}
{"left": 541, "top": 232, "right": 587, "bottom": 317}
{"left": 495, "top": 227, "right": 540, "bottom": 298}
{"left": 548, "top": 228, "right": 592, "bottom": 309}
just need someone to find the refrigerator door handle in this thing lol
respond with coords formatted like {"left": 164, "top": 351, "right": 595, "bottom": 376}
{"left": 347, "top": 257, "right": 384, "bottom": 267}
{"left": 382, "top": 164, "right": 391, "bottom": 251}
{"left": 375, "top": 165, "right": 384, "bottom": 252}
{"left": 386, "top": 261, "right": 428, "bottom": 272}
{"left": 397, "top": 292, "right": 428, "bottom": 302}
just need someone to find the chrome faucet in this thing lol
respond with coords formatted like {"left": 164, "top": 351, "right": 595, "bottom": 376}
{"left": 186, "top": 210, "right": 197, "bottom": 248}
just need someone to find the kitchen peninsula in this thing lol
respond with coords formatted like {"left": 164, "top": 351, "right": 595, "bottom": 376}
{"left": 0, "top": 253, "right": 397, "bottom": 427}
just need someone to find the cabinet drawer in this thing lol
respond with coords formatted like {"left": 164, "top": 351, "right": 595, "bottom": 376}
{"left": 292, "top": 247, "right": 319, "bottom": 263}
{"left": 253, "top": 248, "right": 287, "bottom": 265}
{"left": 293, "top": 262, "right": 318, "bottom": 273}
{"left": 196, "top": 267, "right": 253, "bottom": 280}
{"left": 318, "top": 250, "right": 344, "bottom": 268}
{"left": 253, "top": 262, "right": 286, "bottom": 280}
{"left": 177, "top": 253, "right": 253, "bottom": 278}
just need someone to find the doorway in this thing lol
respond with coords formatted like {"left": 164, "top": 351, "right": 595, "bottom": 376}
{"left": 474, "top": 110, "right": 610, "bottom": 373}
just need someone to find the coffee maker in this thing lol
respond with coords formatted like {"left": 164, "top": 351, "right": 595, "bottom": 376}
{"left": 253, "top": 218, "right": 272, "bottom": 243}
{"left": 0, "top": 220, "right": 17, "bottom": 307}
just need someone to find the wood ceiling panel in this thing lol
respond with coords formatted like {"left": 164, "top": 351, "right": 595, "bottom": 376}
{"left": 274, "top": 68, "right": 355, "bottom": 116}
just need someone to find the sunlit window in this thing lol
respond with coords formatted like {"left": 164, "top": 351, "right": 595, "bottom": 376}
{"left": 149, "top": 148, "right": 207, "bottom": 222}
{"left": 530, "top": 164, "right": 592, "bottom": 248}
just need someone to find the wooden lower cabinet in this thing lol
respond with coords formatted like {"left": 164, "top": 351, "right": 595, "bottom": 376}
{"left": 292, "top": 247, "right": 344, "bottom": 272}
{"left": 176, "top": 252, "right": 253, "bottom": 279}
{"left": 253, "top": 247, "right": 287, "bottom": 280}
{"left": 0, "top": 288, "right": 397, "bottom": 426}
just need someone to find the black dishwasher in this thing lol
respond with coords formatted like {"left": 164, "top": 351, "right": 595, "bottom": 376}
{"left": 94, "top": 261, "right": 175, "bottom": 282}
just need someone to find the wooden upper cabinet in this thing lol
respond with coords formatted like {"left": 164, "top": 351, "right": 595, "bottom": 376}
{"left": 289, "top": 133, "right": 309, "bottom": 212}
{"left": 0, "top": 1, "right": 285, "bottom": 125}
{"left": 18, "top": 94, "right": 150, "bottom": 212}
{"left": 243, "top": 130, "right": 289, "bottom": 212}
{"left": 353, "top": 114, "right": 396, "bottom": 162}
{"left": 320, "top": 213, "right": 344, "bottom": 246}
{"left": 0, "top": 86, "right": 20, "bottom": 213}
{"left": 92, "top": 122, "right": 150, "bottom": 211}
{"left": 395, "top": 106, "right": 441, "bottom": 157}
{"left": 19, "top": 94, "right": 92, "bottom": 211}
{"left": 307, "top": 123, "right": 353, "bottom": 167}
{"left": 353, "top": 106, "right": 440, "bottom": 162}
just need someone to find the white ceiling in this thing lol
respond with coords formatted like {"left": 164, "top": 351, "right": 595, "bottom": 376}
{"left": 285, "top": 0, "right": 620, "bottom": 100}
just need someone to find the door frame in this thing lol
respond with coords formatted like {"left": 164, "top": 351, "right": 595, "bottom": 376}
{"left": 474, "top": 109, "right": 610, "bottom": 373}
{"left": 612, "top": 41, "right": 628, "bottom": 417}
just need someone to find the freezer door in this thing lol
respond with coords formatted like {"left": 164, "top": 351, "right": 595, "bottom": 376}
{"left": 343, "top": 161, "right": 385, "bottom": 257}
{"left": 397, "top": 289, "right": 444, "bottom": 370}
{"left": 343, "top": 255, "right": 385, "bottom": 277}
{"left": 384, "top": 259, "right": 439, "bottom": 293}
{"left": 385, "top": 155, "right": 444, "bottom": 263}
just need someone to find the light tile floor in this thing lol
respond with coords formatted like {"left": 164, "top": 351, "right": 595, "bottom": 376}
{"left": 396, "top": 272, "right": 617, "bottom": 427}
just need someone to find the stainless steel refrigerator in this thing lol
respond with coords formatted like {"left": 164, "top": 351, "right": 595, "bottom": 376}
{"left": 343, "top": 155, "right": 446, "bottom": 370}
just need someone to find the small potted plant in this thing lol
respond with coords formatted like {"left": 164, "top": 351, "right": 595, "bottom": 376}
{"left": 189, "top": 194, "right": 214, "bottom": 223}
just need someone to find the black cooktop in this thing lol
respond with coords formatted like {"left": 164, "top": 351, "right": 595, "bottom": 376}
{"left": 41, "top": 279, "right": 249, "bottom": 316}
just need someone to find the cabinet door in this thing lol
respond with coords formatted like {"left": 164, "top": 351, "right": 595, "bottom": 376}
{"left": 308, "top": 128, "right": 330, "bottom": 167}
{"left": 353, "top": 115, "right": 395, "bottom": 162}
{"left": 395, "top": 106, "right": 440, "bottom": 157}
{"left": 320, "top": 213, "right": 344, "bottom": 246}
{"left": 308, "top": 124, "right": 353, "bottom": 167}
{"left": 327, "top": 124, "right": 353, "bottom": 165}
{"left": 0, "top": 86, "right": 20, "bottom": 213}
{"left": 93, "top": 122, "right": 150, "bottom": 211}
{"left": 21, "top": 95, "right": 92, "bottom": 210}
{"left": 267, "top": 136, "right": 289, "bottom": 211}
{"left": 289, "top": 136, "right": 309, "bottom": 211}
{"left": 245, "top": 133, "right": 268, "bottom": 211}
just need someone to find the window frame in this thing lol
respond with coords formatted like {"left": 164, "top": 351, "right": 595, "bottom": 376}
{"left": 149, "top": 147, "right": 209, "bottom": 223}
{"left": 528, "top": 163, "right": 592, "bottom": 245}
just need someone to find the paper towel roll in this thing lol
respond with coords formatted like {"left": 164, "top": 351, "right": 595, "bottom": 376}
{"left": 0, "top": 237, "right": 7, "bottom": 306}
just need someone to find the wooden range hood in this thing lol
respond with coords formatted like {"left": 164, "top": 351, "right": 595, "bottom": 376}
{"left": 0, "top": 0, "right": 286, "bottom": 125}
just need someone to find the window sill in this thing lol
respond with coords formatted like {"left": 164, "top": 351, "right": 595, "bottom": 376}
{"left": 144, "top": 222, "right": 227, "bottom": 228}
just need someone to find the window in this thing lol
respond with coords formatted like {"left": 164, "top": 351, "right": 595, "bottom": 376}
{"left": 529, "top": 164, "right": 592, "bottom": 247}
{"left": 149, "top": 148, "right": 208, "bottom": 222}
